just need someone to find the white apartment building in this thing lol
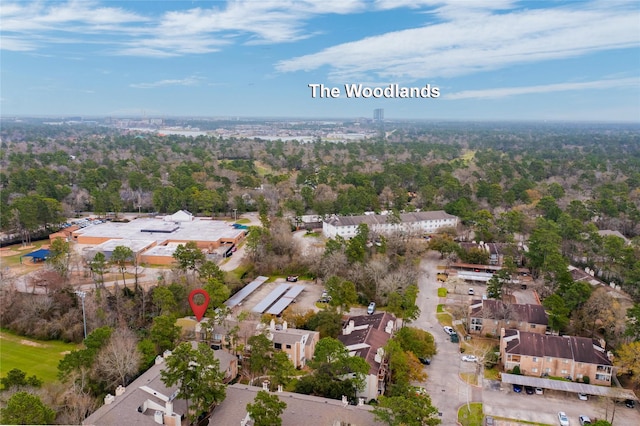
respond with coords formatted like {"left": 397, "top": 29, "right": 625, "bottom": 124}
{"left": 322, "top": 210, "right": 458, "bottom": 239}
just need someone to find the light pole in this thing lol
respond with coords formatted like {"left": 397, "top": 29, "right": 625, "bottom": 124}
{"left": 233, "top": 208, "right": 237, "bottom": 221}
{"left": 75, "top": 291, "right": 87, "bottom": 339}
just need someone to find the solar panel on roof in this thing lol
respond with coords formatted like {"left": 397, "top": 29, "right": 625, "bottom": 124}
{"left": 252, "top": 284, "right": 291, "bottom": 313}
{"left": 225, "top": 276, "right": 268, "bottom": 308}
{"left": 265, "top": 285, "right": 305, "bottom": 315}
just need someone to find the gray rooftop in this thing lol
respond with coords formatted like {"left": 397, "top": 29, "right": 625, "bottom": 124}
{"left": 209, "top": 384, "right": 384, "bottom": 426}
{"left": 74, "top": 217, "right": 245, "bottom": 244}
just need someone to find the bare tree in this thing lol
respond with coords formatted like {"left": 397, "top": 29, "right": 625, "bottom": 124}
{"left": 94, "top": 328, "right": 141, "bottom": 390}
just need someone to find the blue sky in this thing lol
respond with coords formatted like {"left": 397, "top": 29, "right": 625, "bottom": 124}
{"left": 1, "top": 0, "right": 639, "bottom": 121}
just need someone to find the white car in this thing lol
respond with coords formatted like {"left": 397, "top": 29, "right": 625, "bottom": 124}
{"left": 579, "top": 415, "right": 591, "bottom": 425}
{"left": 558, "top": 411, "right": 569, "bottom": 426}
{"left": 578, "top": 393, "right": 588, "bottom": 401}
{"left": 461, "top": 355, "right": 478, "bottom": 362}
{"left": 443, "top": 326, "right": 455, "bottom": 335}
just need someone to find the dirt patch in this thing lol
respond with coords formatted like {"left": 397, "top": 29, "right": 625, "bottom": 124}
{"left": 20, "top": 339, "right": 46, "bottom": 348}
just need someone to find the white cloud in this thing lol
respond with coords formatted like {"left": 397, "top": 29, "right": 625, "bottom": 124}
{"left": 130, "top": 76, "right": 204, "bottom": 89}
{"left": 445, "top": 78, "right": 640, "bottom": 100}
{"left": 277, "top": 2, "right": 640, "bottom": 81}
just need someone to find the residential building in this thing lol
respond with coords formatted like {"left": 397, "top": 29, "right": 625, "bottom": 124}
{"left": 267, "top": 321, "right": 320, "bottom": 368}
{"left": 209, "top": 384, "right": 384, "bottom": 426}
{"left": 322, "top": 210, "right": 458, "bottom": 239}
{"left": 337, "top": 312, "right": 398, "bottom": 401}
{"left": 83, "top": 344, "right": 237, "bottom": 425}
{"left": 178, "top": 317, "right": 319, "bottom": 369}
{"left": 500, "top": 329, "right": 614, "bottom": 386}
{"left": 468, "top": 300, "right": 548, "bottom": 336}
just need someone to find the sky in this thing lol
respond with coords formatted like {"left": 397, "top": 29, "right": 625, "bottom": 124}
{"left": 1, "top": 0, "right": 639, "bottom": 121}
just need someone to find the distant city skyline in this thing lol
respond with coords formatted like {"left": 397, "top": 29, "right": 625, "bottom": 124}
{"left": 1, "top": 1, "right": 639, "bottom": 122}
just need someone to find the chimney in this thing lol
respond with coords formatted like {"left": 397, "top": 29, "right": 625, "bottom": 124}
{"left": 155, "top": 355, "right": 164, "bottom": 365}
{"left": 104, "top": 394, "right": 114, "bottom": 405}
{"left": 343, "top": 320, "right": 355, "bottom": 335}
{"left": 277, "top": 385, "right": 283, "bottom": 392}
{"left": 262, "top": 380, "right": 270, "bottom": 391}
{"left": 115, "top": 385, "right": 126, "bottom": 396}
{"left": 283, "top": 321, "right": 287, "bottom": 330}
{"left": 270, "top": 319, "right": 276, "bottom": 330}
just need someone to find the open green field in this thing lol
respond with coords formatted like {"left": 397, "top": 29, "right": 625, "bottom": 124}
{"left": 0, "top": 329, "right": 80, "bottom": 384}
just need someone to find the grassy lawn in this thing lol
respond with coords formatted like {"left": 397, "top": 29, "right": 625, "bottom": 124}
{"left": 437, "top": 287, "right": 448, "bottom": 297}
{"left": 0, "top": 241, "right": 48, "bottom": 268}
{"left": 484, "top": 367, "right": 500, "bottom": 380}
{"left": 458, "top": 402, "right": 483, "bottom": 426}
{"left": 460, "top": 372, "right": 478, "bottom": 386}
{"left": 436, "top": 313, "right": 452, "bottom": 326}
{"left": 0, "top": 329, "right": 80, "bottom": 384}
{"left": 436, "top": 304, "right": 445, "bottom": 313}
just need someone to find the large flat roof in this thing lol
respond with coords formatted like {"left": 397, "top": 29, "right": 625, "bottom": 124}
{"left": 74, "top": 217, "right": 245, "bottom": 244}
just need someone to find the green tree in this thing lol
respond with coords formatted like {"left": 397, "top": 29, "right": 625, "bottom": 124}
{"left": 89, "top": 252, "right": 108, "bottom": 290}
{"left": 247, "top": 333, "right": 274, "bottom": 379}
{"left": 0, "top": 391, "right": 56, "bottom": 425}
{"left": 543, "top": 294, "right": 570, "bottom": 332}
{"left": 386, "top": 285, "right": 420, "bottom": 322}
{"left": 373, "top": 393, "right": 441, "bottom": 426}
{"left": 173, "top": 241, "right": 205, "bottom": 277}
{"left": 246, "top": 390, "right": 287, "bottom": 426}
{"left": 625, "top": 304, "right": 640, "bottom": 341}
{"left": 161, "top": 342, "right": 226, "bottom": 425}
{"left": 0, "top": 368, "right": 42, "bottom": 390}
{"left": 325, "top": 276, "right": 357, "bottom": 312}
{"left": 393, "top": 327, "right": 436, "bottom": 360}
{"left": 47, "top": 237, "right": 71, "bottom": 279}
{"left": 150, "top": 315, "right": 181, "bottom": 352}
{"left": 110, "top": 245, "right": 134, "bottom": 287}
{"left": 152, "top": 286, "right": 178, "bottom": 316}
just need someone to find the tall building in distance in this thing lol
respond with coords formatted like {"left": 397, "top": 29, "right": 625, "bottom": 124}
{"left": 373, "top": 108, "right": 384, "bottom": 122}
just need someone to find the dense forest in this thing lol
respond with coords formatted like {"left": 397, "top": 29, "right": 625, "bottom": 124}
{"left": 2, "top": 121, "right": 639, "bottom": 295}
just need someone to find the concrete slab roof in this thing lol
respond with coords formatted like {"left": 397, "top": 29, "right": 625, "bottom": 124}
{"left": 74, "top": 217, "right": 245, "bottom": 244}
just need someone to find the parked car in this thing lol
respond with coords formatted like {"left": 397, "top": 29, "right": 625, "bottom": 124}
{"left": 525, "top": 386, "right": 535, "bottom": 395}
{"left": 468, "top": 288, "right": 474, "bottom": 295}
{"left": 418, "top": 356, "right": 431, "bottom": 365}
{"left": 286, "top": 275, "right": 298, "bottom": 282}
{"left": 535, "top": 387, "right": 544, "bottom": 395}
{"left": 558, "top": 411, "right": 569, "bottom": 426}
{"left": 579, "top": 415, "right": 591, "bottom": 425}
{"left": 367, "top": 302, "right": 376, "bottom": 315}
{"left": 484, "top": 416, "right": 494, "bottom": 426}
{"left": 443, "top": 326, "right": 455, "bottom": 335}
{"left": 625, "top": 399, "right": 636, "bottom": 408}
{"left": 578, "top": 393, "right": 589, "bottom": 401}
{"left": 512, "top": 384, "right": 522, "bottom": 393}
{"left": 461, "top": 355, "right": 478, "bottom": 362}
{"left": 557, "top": 411, "right": 569, "bottom": 426}
{"left": 450, "top": 332, "right": 459, "bottom": 343}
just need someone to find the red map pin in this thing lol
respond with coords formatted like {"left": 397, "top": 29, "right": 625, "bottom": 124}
{"left": 188, "top": 289, "right": 210, "bottom": 322}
